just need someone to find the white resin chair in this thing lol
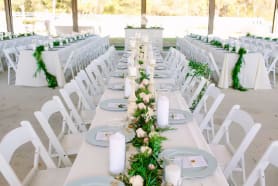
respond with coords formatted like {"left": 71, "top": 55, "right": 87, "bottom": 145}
{"left": 85, "top": 63, "right": 106, "bottom": 94}
{"left": 0, "top": 121, "right": 70, "bottom": 186}
{"left": 3, "top": 47, "right": 18, "bottom": 85}
{"left": 193, "top": 84, "right": 225, "bottom": 142}
{"left": 266, "top": 51, "right": 278, "bottom": 87}
{"left": 34, "top": 96, "right": 83, "bottom": 167}
{"left": 210, "top": 105, "right": 261, "bottom": 185}
{"left": 59, "top": 80, "right": 95, "bottom": 132}
{"left": 244, "top": 141, "right": 278, "bottom": 186}
{"left": 75, "top": 70, "right": 99, "bottom": 109}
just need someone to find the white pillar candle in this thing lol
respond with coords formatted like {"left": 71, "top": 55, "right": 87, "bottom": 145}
{"left": 150, "top": 59, "right": 156, "bottom": 66}
{"left": 124, "top": 78, "right": 131, "bottom": 98}
{"left": 157, "top": 96, "right": 169, "bottom": 128}
{"left": 165, "top": 164, "right": 181, "bottom": 186}
{"left": 128, "top": 66, "right": 137, "bottom": 77}
{"left": 109, "top": 132, "right": 126, "bottom": 175}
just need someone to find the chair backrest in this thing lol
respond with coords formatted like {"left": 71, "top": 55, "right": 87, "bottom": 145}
{"left": 0, "top": 121, "right": 56, "bottom": 186}
{"left": 212, "top": 105, "right": 261, "bottom": 182}
{"left": 245, "top": 141, "right": 278, "bottom": 186}
{"left": 85, "top": 63, "right": 105, "bottom": 92}
{"left": 3, "top": 47, "right": 18, "bottom": 71}
{"left": 193, "top": 84, "right": 225, "bottom": 132}
{"left": 34, "top": 96, "right": 79, "bottom": 166}
{"left": 59, "top": 80, "right": 91, "bottom": 131}
{"left": 75, "top": 70, "right": 97, "bottom": 109}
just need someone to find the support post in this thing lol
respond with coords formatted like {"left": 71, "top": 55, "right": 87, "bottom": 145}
{"left": 272, "top": 0, "right": 278, "bottom": 33}
{"left": 4, "top": 0, "right": 13, "bottom": 33}
{"left": 141, "top": 0, "right": 146, "bottom": 28}
{"left": 208, "top": 0, "right": 215, "bottom": 34}
{"left": 72, "top": 0, "right": 78, "bottom": 32}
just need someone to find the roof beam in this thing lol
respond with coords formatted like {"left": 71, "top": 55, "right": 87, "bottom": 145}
{"left": 4, "top": 0, "right": 13, "bottom": 33}
{"left": 208, "top": 0, "right": 215, "bottom": 34}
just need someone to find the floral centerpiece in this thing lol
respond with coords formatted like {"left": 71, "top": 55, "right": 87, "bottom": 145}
{"left": 116, "top": 42, "right": 169, "bottom": 186}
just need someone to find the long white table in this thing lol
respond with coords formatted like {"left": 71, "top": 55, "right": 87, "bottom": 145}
{"left": 15, "top": 36, "right": 99, "bottom": 87}
{"left": 188, "top": 37, "right": 272, "bottom": 90}
{"left": 63, "top": 77, "right": 229, "bottom": 186}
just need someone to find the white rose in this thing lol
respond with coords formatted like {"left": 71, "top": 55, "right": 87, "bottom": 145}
{"left": 140, "top": 146, "right": 152, "bottom": 155}
{"left": 139, "top": 83, "right": 145, "bottom": 89}
{"left": 136, "top": 128, "right": 146, "bottom": 138}
{"left": 142, "top": 79, "right": 149, "bottom": 86}
{"left": 147, "top": 108, "right": 154, "bottom": 117}
{"left": 143, "top": 94, "right": 150, "bottom": 103}
{"left": 139, "top": 92, "right": 146, "bottom": 99}
{"left": 149, "top": 131, "right": 159, "bottom": 138}
{"left": 137, "top": 103, "right": 146, "bottom": 110}
{"left": 129, "top": 175, "right": 144, "bottom": 186}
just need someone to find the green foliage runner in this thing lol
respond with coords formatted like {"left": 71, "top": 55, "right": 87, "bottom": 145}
{"left": 33, "top": 46, "right": 58, "bottom": 88}
{"left": 232, "top": 48, "right": 247, "bottom": 91}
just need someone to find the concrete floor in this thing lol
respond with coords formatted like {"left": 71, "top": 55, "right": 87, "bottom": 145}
{"left": 0, "top": 70, "right": 278, "bottom": 185}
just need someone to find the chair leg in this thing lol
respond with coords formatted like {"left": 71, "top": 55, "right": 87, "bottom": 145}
{"left": 7, "top": 67, "right": 10, "bottom": 85}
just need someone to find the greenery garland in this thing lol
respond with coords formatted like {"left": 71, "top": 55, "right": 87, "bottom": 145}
{"left": 116, "top": 60, "right": 170, "bottom": 186}
{"left": 232, "top": 48, "right": 247, "bottom": 91}
{"left": 33, "top": 45, "right": 58, "bottom": 88}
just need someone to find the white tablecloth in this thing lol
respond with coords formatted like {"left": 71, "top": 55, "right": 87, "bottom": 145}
{"left": 63, "top": 77, "right": 228, "bottom": 186}
{"left": 189, "top": 38, "right": 271, "bottom": 89}
{"left": 15, "top": 36, "right": 98, "bottom": 87}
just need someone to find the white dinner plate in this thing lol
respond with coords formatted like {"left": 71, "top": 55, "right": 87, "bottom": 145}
{"left": 169, "top": 109, "right": 193, "bottom": 125}
{"left": 99, "top": 99, "right": 128, "bottom": 112}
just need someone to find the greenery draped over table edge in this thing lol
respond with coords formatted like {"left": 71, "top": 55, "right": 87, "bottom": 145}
{"left": 33, "top": 45, "right": 58, "bottom": 88}
{"left": 190, "top": 34, "right": 248, "bottom": 91}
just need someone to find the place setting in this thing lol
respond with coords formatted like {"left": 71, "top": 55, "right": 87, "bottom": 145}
{"left": 108, "top": 82, "right": 125, "bottom": 91}
{"left": 160, "top": 147, "right": 218, "bottom": 181}
{"left": 99, "top": 99, "right": 128, "bottom": 111}
{"left": 85, "top": 124, "right": 135, "bottom": 147}
{"left": 168, "top": 109, "right": 193, "bottom": 125}
{"left": 66, "top": 176, "right": 125, "bottom": 186}
{"left": 156, "top": 83, "right": 179, "bottom": 92}
{"left": 154, "top": 71, "right": 171, "bottom": 79}
{"left": 110, "top": 71, "right": 127, "bottom": 78}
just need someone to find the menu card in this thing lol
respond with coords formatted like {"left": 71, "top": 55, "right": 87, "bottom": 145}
{"left": 96, "top": 131, "right": 114, "bottom": 141}
{"left": 173, "top": 155, "right": 208, "bottom": 168}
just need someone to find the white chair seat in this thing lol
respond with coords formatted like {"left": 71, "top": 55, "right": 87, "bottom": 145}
{"left": 209, "top": 144, "right": 232, "bottom": 170}
{"left": 29, "top": 167, "right": 70, "bottom": 186}
{"left": 61, "top": 133, "right": 84, "bottom": 155}
{"left": 81, "top": 109, "right": 96, "bottom": 124}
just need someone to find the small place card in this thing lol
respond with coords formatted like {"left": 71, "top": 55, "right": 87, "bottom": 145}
{"left": 96, "top": 131, "right": 114, "bottom": 141}
{"left": 170, "top": 113, "right": 185, "bottom": 120}
{"left": 173, "top": 155, "right": 208, "bottom": 168}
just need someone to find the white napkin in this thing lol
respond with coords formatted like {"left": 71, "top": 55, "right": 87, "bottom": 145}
{"left": 157, "top": 96, "right": 169, "bottom": 127}
{"left": 109, "top": 132, "right": 126, "bottom": 174}
{"left": 124, "top": 78, "right": 131, "bottom": 98}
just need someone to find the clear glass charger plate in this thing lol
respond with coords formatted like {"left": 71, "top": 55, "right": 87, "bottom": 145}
{"left": 110, "top": 71, "right": 127, "bottom": 78}
{"left": 86, "top": 125, "right": 135, "bottom": 147}
{"left": 65, "top": 176, "right": 125, "bottom": 186}
{"left": 155, "top": 65, "right": 167, "bottom": 70}
{"left": 99, "top": 99, "right": 128, "bottom": 112}
{"left": 159, "top": 147, "right": 217, "bottom": 179}
{"left": 108, "top": 82, "right": 124, "bottom": 91}
{"left": 154, "top": 71, "right": 170, "bottom": 79}
{"left": 169, "top": 109, "right": 193, "bottom": 125}
{"left": 117, "top": 64, "right": 128, "bottom": 70}
{"left": 156, "top": 83, "right": 178, "bottom": 92}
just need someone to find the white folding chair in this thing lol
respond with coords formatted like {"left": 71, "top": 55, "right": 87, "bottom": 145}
{"left": 266, "top": 51, "right": 278, "bottom": 87}
{"left": 34, "top": 96, "right": 83, "bottom": 167}
{"left": 85, "top": 63, "right": 106, "bottom": 94}
{"left": 3, "top": 47, "right": 18, "bottom": 85}
{"left": 75, "top": 70, "right": 99, "bottom": 109}
{"left": 193, "top": 84, "right": 225, "bottom": 142}
{"left": 59, "top": 80, "right": 95, "bottom": 132}
{"left": 210, "top": 105, "right": 261, "bottom": 185}
{"left": 244, "top": 141, "right": 278, "bottom": 186}
{"left": 0, "top": 121, "right": 70, "bottom": 186}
